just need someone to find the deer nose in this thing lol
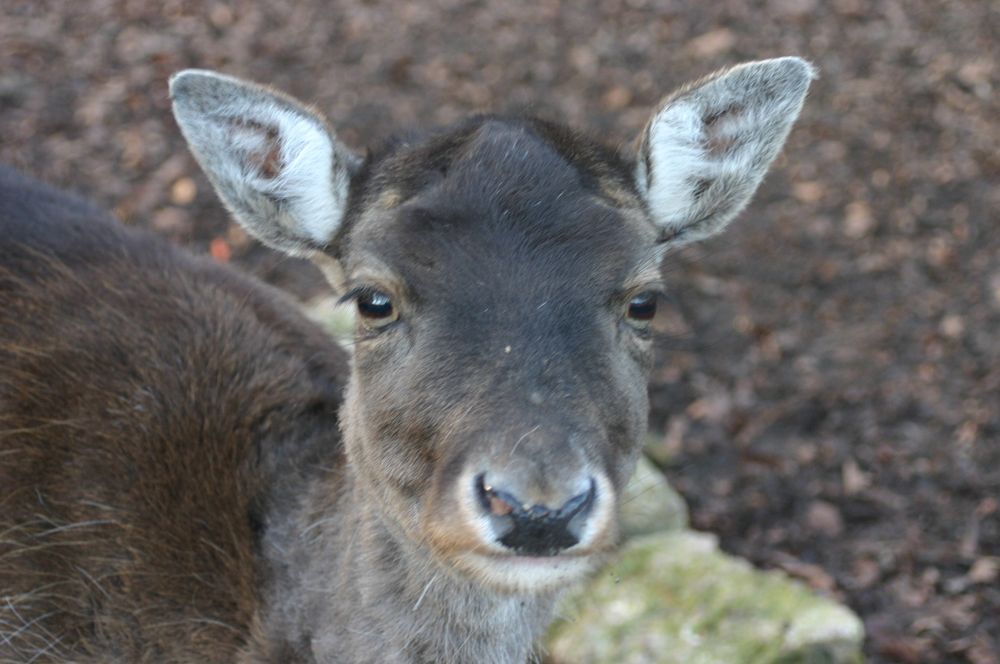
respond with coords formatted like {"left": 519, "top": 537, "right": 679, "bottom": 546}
{"left": 475, "top": 474, "right": 597, "bottom": 556}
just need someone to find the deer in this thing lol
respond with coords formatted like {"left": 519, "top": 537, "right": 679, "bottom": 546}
{"left": 0, "top": 58, "right": 813, "bottom": 663}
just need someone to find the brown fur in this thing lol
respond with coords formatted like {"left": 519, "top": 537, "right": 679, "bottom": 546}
{"left": 0, "top": 166, "right": 347, "bottom": 662}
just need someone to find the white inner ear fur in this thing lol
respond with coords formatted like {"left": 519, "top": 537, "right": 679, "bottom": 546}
{"left": 636, "top": 101, "right": 715, "bottom": 233}
{"left": 637, "top": 58, "right": 815, "bottom": 245}
{"left": 230, "top": 106, "right": 344, "bottom": 247}
{"left": 171, "top": 70, "right": 353, "bottom": 254}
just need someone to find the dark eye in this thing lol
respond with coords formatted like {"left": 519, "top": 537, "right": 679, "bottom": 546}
{"left": 356, "top": 290, "right": 397, "bottom": 328}
{"left": 625, "top": 291, "right": 658, "bottom": 329}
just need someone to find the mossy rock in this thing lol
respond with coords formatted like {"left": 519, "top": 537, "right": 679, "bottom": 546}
{"left": 546, "top": 531, "right": 864, "bottom": 664}
{"left": 620, "top": 455, "right": 688, "bottom": 537}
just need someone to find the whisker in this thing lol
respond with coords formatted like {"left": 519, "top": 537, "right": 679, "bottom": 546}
{"left": 412, "top": 573, "right": 438, "bottom": 612}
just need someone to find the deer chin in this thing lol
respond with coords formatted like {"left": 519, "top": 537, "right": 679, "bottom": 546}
{"left": 454, "top": 550, "right": 608, "bottom": 594}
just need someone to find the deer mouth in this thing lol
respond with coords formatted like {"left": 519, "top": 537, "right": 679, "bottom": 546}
{"left": 457, "top": 548, "right": 605, "bottom": 593}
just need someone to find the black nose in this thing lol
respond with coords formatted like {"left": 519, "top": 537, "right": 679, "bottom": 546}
{"left": 476, "top": 475, "right": 596, "bottom": 556}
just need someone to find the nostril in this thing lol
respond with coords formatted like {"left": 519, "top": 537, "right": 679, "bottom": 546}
{"left": 476, "top": 473, "right": 517, "bottom": 516}
{"left": 474, "top": 474, "right": 599, "bottom": 556}
{"left": 557, "top": 478, "right": 596, "bottom": 521}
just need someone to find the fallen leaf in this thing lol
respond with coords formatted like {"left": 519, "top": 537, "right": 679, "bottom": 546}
{"left": 170, "top": 177, "right": 197, "bottom": 205}
{"left": 210, "top": 237, "right": 232, "bottom": 263}
{"left": 968, "top": 557, "right": 999, "bottom": 584}
{"left": 687, "top": 29, "right": 735, "bottom": 58}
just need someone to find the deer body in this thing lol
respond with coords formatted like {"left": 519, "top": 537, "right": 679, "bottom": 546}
{"left": 0, "top": 59, "right": 812, "bottom": 662}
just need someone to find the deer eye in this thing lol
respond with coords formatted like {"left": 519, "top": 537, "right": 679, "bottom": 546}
{"left": 356, "top": 289, "right": 397, "bottom": 328}
{"left": 625, "top": 291, "right": 658, "bottom": 329}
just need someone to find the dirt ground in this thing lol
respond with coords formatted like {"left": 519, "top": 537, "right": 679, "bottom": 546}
{"left": 1, "top": 1, "right": 997, "bottom": 661}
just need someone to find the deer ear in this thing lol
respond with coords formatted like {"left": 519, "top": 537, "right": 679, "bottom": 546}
{"left": 636, "top": 57, "right": 815, "bottom": 245}
{"left": 170, "top": 70, "right": 359, "bottom": 256}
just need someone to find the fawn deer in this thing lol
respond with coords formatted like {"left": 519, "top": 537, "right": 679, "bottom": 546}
{"left": 0, "top": 58, "right": 812, "bottom": 662}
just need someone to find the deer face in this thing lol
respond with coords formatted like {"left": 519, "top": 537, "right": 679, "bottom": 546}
{"left": 336, "top": 119, "right": 661, "bottom": 590}
{"left": 170, "top": 58, "right": 812, "bottom": 592}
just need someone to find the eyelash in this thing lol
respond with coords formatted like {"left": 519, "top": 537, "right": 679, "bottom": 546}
{"left": 338, "top": 285, "right": 382, "bottom": 306}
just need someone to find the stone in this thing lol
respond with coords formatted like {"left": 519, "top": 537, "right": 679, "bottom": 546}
{"left": 546, "top": 531, "right": 865, "bottom": 664}
{"left": 620, "top": 455, "right": 688, "bottom": 537}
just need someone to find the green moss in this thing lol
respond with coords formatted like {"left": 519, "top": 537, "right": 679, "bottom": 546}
{"left": 619, "top": 456, "right": 688, "bottom": 537}
{"left": 546, "top": 532, "right": 864, "bottom": 664}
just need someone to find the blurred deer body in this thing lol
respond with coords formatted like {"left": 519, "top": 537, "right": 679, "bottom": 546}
{"left": 0, "top": 59, "right": 812, "bottom": 662}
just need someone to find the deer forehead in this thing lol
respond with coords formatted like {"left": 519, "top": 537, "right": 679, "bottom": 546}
{"left": 340, "top": 119, "right": 658, "bottom": 297}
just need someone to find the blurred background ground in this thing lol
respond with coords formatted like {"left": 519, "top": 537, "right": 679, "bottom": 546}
{"left": 1, "top": 1, "right": 997, "bottom": 661}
